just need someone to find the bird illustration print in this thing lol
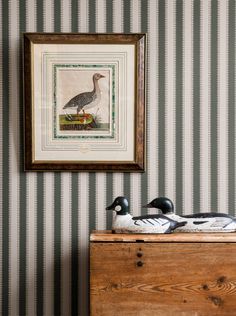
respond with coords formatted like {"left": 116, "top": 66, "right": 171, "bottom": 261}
{"left": 63, "top": 73, "right": 105, "bottom": 121}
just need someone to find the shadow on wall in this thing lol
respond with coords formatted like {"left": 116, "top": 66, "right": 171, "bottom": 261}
{"left": 8, "top": 241, "right": 90, "bottom": 315}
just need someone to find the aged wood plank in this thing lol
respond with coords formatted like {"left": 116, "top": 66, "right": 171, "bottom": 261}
{"left": 90, "top": 230, "right": 236, "bottom": 243}
{"left": 90, "top": 242, "right": 236, "bottom": 315}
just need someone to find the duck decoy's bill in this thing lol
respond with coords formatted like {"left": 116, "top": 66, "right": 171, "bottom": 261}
{"left": 142, "top": 203, "right": 153, "bottom": 208}
{"left": 106, "top": 203, "right": 114, "bottom": 210}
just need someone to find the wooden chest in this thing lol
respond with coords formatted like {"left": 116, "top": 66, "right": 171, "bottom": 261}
{"left": 90, "top": 230, "right": 236, "bottom": 316}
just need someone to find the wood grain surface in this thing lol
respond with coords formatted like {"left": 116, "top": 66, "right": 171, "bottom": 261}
{"left": 90, "top": 241, "right": 236, "bottom": 316}
{"left": 90, "top": 230, "right": 236, "bottom": 243}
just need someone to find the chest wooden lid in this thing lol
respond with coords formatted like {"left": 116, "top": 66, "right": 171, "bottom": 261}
{"left": 90, "top": 230, "right": 236, "bottom": 242}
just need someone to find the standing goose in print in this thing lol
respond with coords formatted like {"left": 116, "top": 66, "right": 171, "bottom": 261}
{"left": 106, "top": 197, "right": 187, "bottom": 234}
{"left": 63, "top": 73, "right": 105, "bottom": 120}
{"left": 143, "top": 197, "right": 236, "bottom": 232}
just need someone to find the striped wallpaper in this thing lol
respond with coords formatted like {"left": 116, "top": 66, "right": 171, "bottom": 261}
{"left": 1, "top": 0, "right": 236, "bottom": 315}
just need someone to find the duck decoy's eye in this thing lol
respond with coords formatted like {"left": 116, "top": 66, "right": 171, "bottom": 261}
{"left": 115, "top": 205, "right": 122, "bottom": 212}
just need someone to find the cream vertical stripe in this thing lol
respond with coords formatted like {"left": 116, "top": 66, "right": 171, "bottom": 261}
{"left": 113, "top": 0, "right": 123, "bottom": 33}
{"left": 113, "top": 174, "right": 124, "bottom": 198}
{"left": 79, "top": 0, "right": 88, "bottom": 32}
{"left": 26, "top": 1, "right": 37, "bottom": 315}
{"left": 131, "top": 173, "right": 141, "bottom": 216}
{"left": 61, "top": 3, "right": 72, "bottom": 315}
{"left": 41, "top": 3, "right": 53, "bottom": 313}
{"left": 79, "top": 173, "right": 89, "bottom": 316}
{"left": 44, "top": 0, "right": 53, "bottom": 31}
{"left": 218, "top": 0, "right": 229, "bottom": 211}
{"left": 130, "top": 0, "right": 141, "bottom": 216}
{"left": 165, "top": 0, "right": 176, "bottom": 204}
{"left": 44, "top": 173, "right": 54, "bottom": 316}
{"left": 9, "top": 0, "right": 19, "bottom": 312}
{"left": 96, "top": 0, "right": 106, "bottom": 30}
{"left": 61, "top": 173, "right": 71, "bottom": 316}
{"left": 26, "top": 0, "right": 36, "bottom": 30}
{"left": 131, "top": 0, "right": 140, "bottom": 32}
{"left": 183, "top": 0, "right": 193, "bottom": 214}
{"left": 43, "top": 2, "right": 54, "bottom": 315}
{"left": 96, "top": 173, "right": 106, "bottom": 230}
{"left": 96, "top": 0, "right": 107, "bottom": 230}
{"left": 26, "top": 173, "right": 37, "bottom": 316}
{"left": 200, "top": 0, "right": 211, "bottom": 212}
{"left": 78, "top": 6, "right": 89, "bottom": 316}
{"left": 112, "top": 0, "right": 124, "bottom": 201}
{"left": 61, "top": 0, "right": 71, "bottom": 32}
{"left": 147, "top": 0, "right": 158, "bottom": 203}
{"left": 9, "top": 0, "right": 19, "bottom": 315}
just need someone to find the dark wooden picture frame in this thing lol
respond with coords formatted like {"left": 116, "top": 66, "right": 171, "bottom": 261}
{"left": 23, "top": 33, "right": 146, "bottom": 171}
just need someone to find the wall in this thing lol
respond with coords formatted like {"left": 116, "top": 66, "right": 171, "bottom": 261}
{"left": 1, "top": 0, "right": 235, "bottom": 315}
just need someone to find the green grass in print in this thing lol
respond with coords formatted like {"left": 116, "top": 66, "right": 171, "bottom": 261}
{"left": 59, "top": 114, "right": 109, "bottom": 131}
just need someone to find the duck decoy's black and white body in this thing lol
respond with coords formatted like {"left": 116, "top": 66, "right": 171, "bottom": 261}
{"left": 143, "top": 197, "right": 236, "bottom": 233}
{"left": 106, "top": 197, "right": 187, "bottom": 234}
{"left": 63, "top": 73, "right": 105, "bottom": 119}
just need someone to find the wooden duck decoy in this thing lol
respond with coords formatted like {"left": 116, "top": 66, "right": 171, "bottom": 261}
{"left": 106, "top": 196, "right": 187, "bottom": 234}
{"left": 143, "top": 197, "right": 236, "bottom": 233}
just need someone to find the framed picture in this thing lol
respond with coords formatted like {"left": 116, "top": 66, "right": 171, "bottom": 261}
{"left": 23, "top": 33, "right": 146, "bottom": 171}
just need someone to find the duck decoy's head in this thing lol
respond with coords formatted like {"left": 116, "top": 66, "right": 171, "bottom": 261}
{"left": 143, "top": 197, "right": 174, "bottom": 214}
{"left": 93, "top": 73, "right": 105, "bottom": 81}
{"left": 106, "top": 196, "right": 129, "bottom": 215}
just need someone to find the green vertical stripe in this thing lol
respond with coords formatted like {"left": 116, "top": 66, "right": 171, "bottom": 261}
{"left": 37, "top": 0, "right": 44, "bottom": 32}
{"left": 193, "top": 0, "right": 201, "bottom": 213}
{"left": 123, "top": 174, "right": 130, "bottom": 207}
{"left": 141, "top": 0, "right": 148, "bottom": 214}
{"left": 54, "top": 0, "right": 61, "bottom": 32}
{"left": 89, "top": 173, "right": 96, "bottom": 233}
{"left": 54, "top": 2, "right": 61, "bottom": 314}
{"left": 123, "top": 0, "right": 131, "bottom": 33}
{"left": 175, "top": 0, "right": 183, "bottom": 214}
{"left": 123, "top": 0, "right": 131, "bottom": 212}
{"left": 1, "top": 0, "right": 9, "bottom": 314}
{"left": 71, "top": 173, "right": 79, "bottom": 316}
{"left": 71, "top": 4, "right": 79, "bottom": 314}
{"left": 71, "top": 0, "right": 78, "bottom": 32}
{"left": 36, "top": 173, "right": 44, "bottom": 316}
{"left": 228, "top": 0, "right": 235, "bottom": 216}
{"left": 89, "top": 0, "right": 96, "bottom": 33}
{"left": 158, "top": 0, "right": 166, "bottom": 197}
{"left": 87, "top": 2, "right": 97, "bottom": 314}
{"left": 19, "top": 0, "right": 27, "bottom": 315}
{"left": 106, "top": 0, "right": 113, "bottom": 33}
{"left": 123, "top": 0, "right": 131, "bottom": 203}
{"left": 88, "top": 0, "right": 97, "bottom": 234}
{"left": 54, "top": 173, "right": 61, "bottom": 316}
{"left": 70, "top": 3, "right": 78, "bottom": 315}
{"left": 210, "top": 0, "right": 218, "bottom": 211}
{"left": 36, "top": 2, "right": 44, "bottom": 315}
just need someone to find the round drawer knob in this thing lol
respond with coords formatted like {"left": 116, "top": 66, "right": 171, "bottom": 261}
{"left": 137, "top": 252, "right": 143, "bottom": 258}
{"left": 137, "top": 261, "right": 143, "bottom": 267}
